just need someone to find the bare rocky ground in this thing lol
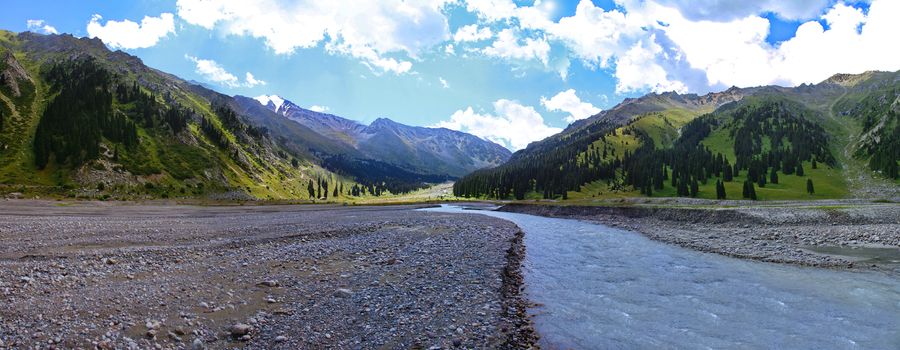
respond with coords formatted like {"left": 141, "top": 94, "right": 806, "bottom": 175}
{"left": 0, "top": 201, "right": 535, "bottom": 349}
{"left": 500, "top": 200, "right": 900, "bottom": 272}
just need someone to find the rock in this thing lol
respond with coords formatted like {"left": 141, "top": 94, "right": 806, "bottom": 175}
{"left": 145, "top": 320, "right": 161, "bottom": 330}
{"left": 230, "top": 323, "right": 252, "bottom": 337}
{"left": 257, "top": 280, "right": 279, "bottom": 287}
{"left": 334, "top": 288, "right": 353, "bottom": 298}
{"left": 191, "top": 338, "right": 205, "bottom": 350}
{"left": 274, "top": 335, "right": 287, "bottom": 343}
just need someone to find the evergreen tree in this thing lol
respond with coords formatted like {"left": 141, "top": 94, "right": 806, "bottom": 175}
{"left": 723, "top": 164, "right": 733, "bottom": 182}
{"left": 757, "top": 173, "right": 766, "bottom": 188}
{"left": 811, "top": 159, "right": 817, "bottom": 169}
{"left": 748, "top": 181, "right": 757, "bottom": 200}
{"left": 316, "top": 179, "right": 322, "bottom": 198}
{"left": 769, "top": 168, "right": 779, "bottom": 184}
{"left": 806, "top": 179, "right": 815, "bottom": 194}
{"left": 307, "top": 180, "right": 315, "bottom": 199}
{"left": 796, "top": 163, "right": 805, "bottom": 176}
{"left": 689, "top": 178, "right": 699, "bottom": 197}
{"left": 715, "top": 180, "right": 726, "bottom": 200}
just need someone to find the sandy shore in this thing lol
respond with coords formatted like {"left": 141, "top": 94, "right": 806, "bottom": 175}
{"left": 499, "top": 201, "right": 900, "bottom": 272}
{"left": 0, "top": 201, "right": 534, "bottom": 349}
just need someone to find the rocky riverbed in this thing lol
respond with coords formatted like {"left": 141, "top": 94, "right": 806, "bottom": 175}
{"left": 500, "top": 201, "right": 900, "bottom": 271}
{"left": 0, "top": 201, "right": 534, "bottom": 349}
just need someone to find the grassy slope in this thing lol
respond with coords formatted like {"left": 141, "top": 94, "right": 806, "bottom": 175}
{"left": 0, "top": 31, "right": 363, "bottom": 200}
{"left": 565, "top": 98, "right": 857, "bottom": 201}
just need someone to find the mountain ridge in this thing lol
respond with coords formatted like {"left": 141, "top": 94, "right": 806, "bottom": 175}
{"left": 241, "top": 94, "right": 512, "bottom": 178}
{"left": 454, "top": 70, "right": 899, "bottom": 201}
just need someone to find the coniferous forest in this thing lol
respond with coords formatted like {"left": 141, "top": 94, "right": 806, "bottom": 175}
{"left": 454, "top": 98, "right": 841, "bottom": 200}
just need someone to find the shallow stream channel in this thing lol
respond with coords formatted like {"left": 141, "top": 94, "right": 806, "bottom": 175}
{"left": 422, "top": 205, "right": 900, "bottom": 349}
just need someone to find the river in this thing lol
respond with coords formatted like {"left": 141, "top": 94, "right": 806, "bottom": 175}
{"left": 422, "top": 205, "right": 900, "bottom": 349}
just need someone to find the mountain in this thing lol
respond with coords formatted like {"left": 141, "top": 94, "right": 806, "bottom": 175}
{"left": 454, "top": 72, "right": 899, "bottom": 201}
{"left": 0, "top": 31, "right": 362, "bottom": 200}
{"left": 243, "top": 95, "right": 511, "bottom": 178}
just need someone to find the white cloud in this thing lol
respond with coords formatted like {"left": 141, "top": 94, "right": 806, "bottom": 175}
{"left": 541, "top": 89, "right": 601, "bottom": 123}
{"left": 650, "top": 0, "right": 831, "bottom": 21}
{"left": 463, "top": 0, "right": 900, "bottom": 94}
{"left": 453, "top": 24, "right": 492, "bottom": 42}
{"left": 482, "top": 28, "right": 550, "bottom": 65}
{"left": 244, "top": 72, "right": 266, "bottom": 87}
{"left": 444, "top": 43, "right": 455, "bottom": 55}
{"left": 185, "top": 55, "right": 265, "bottom": 88}
{"left": 439, "top": 77, "right": 450, "bottom": 88}
{"left": 86, "top": 13, "right": 175, "bottom": 49}
{"left": 436, "top": 99, "right": 561, "bottom": 150}
{"left": 309, "top": 105, "right": 330, "bottom": 112}
{"left": 26, "top": 19, "right": 58, "bottom": 34}
{"left": 175, "top": 0, "right": 451, "bottom": 74}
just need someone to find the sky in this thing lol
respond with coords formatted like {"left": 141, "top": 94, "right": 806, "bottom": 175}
{"left": 1, "top": 0, "right": 897, "bottom": 150}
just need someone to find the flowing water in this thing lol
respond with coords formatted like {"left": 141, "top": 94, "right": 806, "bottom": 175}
{"left": 422, "top": 205, "right": 900, "bottom": 349}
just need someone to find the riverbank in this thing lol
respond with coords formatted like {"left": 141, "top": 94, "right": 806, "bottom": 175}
{"left": 0, "top": 201, "right": 534, "bottom": 349}
{"left": 499, "top": 201, "right": 900, "bottom": 271}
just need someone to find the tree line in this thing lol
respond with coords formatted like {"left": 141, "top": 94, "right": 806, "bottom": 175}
{"left": 454, "top": 99, "right": 831, "bottom": 200}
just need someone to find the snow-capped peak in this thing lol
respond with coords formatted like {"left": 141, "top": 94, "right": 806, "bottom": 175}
{"left": 254, "top": 94, "right": 286, "bottom": 113}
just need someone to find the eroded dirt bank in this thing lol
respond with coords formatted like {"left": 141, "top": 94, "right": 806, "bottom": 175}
{"left": 499, "top": 202, "right": 900, "bottom": 270}
{"left": 0, "top": 201, "right": 534, "bottom": 349}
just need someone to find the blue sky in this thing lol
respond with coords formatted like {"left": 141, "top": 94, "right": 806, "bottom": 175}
{"left": 1, "top": 0, "right": 894, "bottom": 150}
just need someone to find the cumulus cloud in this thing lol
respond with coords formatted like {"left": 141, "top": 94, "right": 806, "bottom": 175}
{"left": 482, "top": 28, "right": 550, "bottom": 65}
{"left": 439, "top": 77, "right": 450, "bottom": 88}
{"left": 244, "top": 72, "right": 266, "bottom": 87}
{"left": 26, "top": 19, "right": 58, "bottom": 34}
{"left": 649, "top": 0, "right": 831, "bottom": 21}
{"left": 541, "top": 89, "right": 601, "bottom": 123}
{"left": 175, "top": 0, "right": 451, "bottom": 74}
{"left": 453, "top": 24, "right": 492, "bottom": 42}
{"left": 436, "top": 99, "right": 561, "bottom": 150}
{"left": 185, "top": 55, "right": 265, "bottom": 88}
{"left": 464, "top": 0, "right": 900, "bottom": 94}
{"left": 86, "top": 13, "right": 175, "bottom": 49}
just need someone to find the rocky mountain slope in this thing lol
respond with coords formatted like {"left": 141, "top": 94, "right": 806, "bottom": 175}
{"left": 242, "top": 95, "right": 511, "bottom": 178}
{"left": 454, "top": 71, "right": 899, "bottom": 201}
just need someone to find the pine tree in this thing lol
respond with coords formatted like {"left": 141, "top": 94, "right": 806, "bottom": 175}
{"left": 748, "top": 181, "right": 757, "bottom": 200}
{"left": 811, "top": 159, "right": 817, "bottom": 169}
{"left": 757, "top": 173, "right": 766, "bottom": 188}
{"left": 796, "top": 163, "right": 805, "bottom": 176}
{"left": 689, "top": 178, "right": 699, "bottom": 197}
{"left": 715, "top": 180, "right": 726, "bottom": 200}
{"left": 742, "top": 180, "right": 751, "bottom": 199}
{"left": 769, "top": 168, "right": 778, "bottom": 184}
{"left": 806, "top": 179, "right": 814, "bottom": 194}
{"left": 307, "top": 180, "right": 315, "bottom": 199}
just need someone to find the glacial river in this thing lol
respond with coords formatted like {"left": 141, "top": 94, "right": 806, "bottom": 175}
{"left": 423, "top": 205, "right": 900, "bottom": 349}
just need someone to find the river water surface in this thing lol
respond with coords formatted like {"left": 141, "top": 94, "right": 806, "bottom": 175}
{"left": 423, "top": 205, "right": 900, "bottom": 349}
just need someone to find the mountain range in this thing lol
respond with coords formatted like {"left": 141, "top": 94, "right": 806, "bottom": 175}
{"left": 455, "top": 71, "right": 899, "bottom": 200}
{"left": 0, "top": 31, "right": 508, "bottom": 200}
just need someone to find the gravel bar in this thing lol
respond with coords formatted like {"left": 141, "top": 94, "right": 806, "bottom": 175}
{"left": 0, "top": 201, "right": 535, "bottom": 349}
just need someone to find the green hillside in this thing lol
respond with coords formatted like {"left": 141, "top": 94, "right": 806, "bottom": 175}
{"left": 0, "top": 31, "right": 353, "bottom": 200}
{"left": 455, "top": 74, "right": 900, "bottom": 201}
